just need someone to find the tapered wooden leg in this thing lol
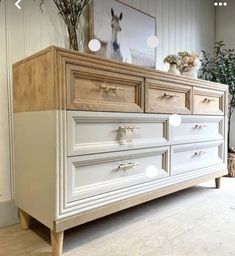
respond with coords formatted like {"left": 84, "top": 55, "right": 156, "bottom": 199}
{"left": 19, "top": 209, "right": 31, "bottom": 230}
{"left": 51, "top": 230, "right": 64, "bottom": 256}
{"left": 215, "top": 177, "right": 221, "bottom": 189}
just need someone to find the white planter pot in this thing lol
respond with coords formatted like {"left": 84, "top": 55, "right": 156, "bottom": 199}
{"left": 168, "top": 64, "right": 181, "bottom": 75}
{"left": 181, "top": 69, "right": 198, "bottom": 79}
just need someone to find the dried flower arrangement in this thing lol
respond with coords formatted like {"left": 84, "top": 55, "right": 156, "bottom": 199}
{"left": 178, "top": 51, "right": 202, "bottom": 72}
{"left": 163, "top": 54, "right": 181, "bottom": 68}
{"left": 33, "top": 0, "right": 90, "bottom": 51}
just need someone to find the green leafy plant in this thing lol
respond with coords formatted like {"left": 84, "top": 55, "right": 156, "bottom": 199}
{"left": 200, "top": 41, "right": 235, "bottom": 152}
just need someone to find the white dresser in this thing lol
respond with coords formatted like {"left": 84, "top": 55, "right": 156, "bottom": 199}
{"left": 13, "top": 46, "right": 228, "bottom": 256}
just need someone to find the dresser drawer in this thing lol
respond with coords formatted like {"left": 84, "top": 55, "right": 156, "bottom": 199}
{"left": 171, "top": 116, "right": 224, "bottom": 144}
{"left": 193, "top": 88, "right": 225, "bottom": 115}
{"left": 67, "top": 111, "right": 169, "bottom": 156}
{"left": 67, "top": 147, "right": 169, "bottom": 203}
{"left": 145, "top": 79, "right": 192, "bottom": 114}
{"left": 66, "top": 64, "right": 144, "bottom": 112}
{"left": 171, "top": 141, "right": 224, "bottom": 175}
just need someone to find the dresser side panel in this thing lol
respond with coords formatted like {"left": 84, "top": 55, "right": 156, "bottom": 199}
{"left": 14, "top": 111, "right": 57, "bottom": 229}
{"left": 13, "top": 48, "right": 56, "bottom": 113}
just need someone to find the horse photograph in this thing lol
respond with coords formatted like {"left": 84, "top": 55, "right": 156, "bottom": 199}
{"left": 92, "top": 0, "right": 156, "bottom": 68}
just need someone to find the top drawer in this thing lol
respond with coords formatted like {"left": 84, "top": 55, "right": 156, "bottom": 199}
{"left": 193, "top": 88, "right": 225, "bottom": 115}
{"left": 145, "top": 79, "right": 192, "bottom": 114}
{"left": 66, "top": 64, "right": 144, "bottom": 112}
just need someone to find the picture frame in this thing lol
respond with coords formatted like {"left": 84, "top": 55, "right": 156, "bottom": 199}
{"left": 89, "top": 0, "right": 157, "bottom": 68}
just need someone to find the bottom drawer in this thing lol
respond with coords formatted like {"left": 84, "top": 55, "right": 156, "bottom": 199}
{"left": 171, "top": 141, "right": 224, "bottom": 175}
{"left": 67, "top": 147, "right": 169, "bottom": 203}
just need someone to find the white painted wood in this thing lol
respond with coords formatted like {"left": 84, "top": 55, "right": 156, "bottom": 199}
{"left": 171, "top": 116, "right": 224, "bottom": 144}
{"left": 171, "top": 141, "right": 224, "bottom": 175}
{"left": 0, "top": 0, "right": 11, "bottom": 203}
{"left": 67, "top": 111, "right": 169, "bottom": 156}
{"left": 0, "top": 200, "right": 19, "bottom": 228}
{"left": 59, "top": 163, "right": 226, "bottom": 218}
{"left": 67, "top": 146, "right": 169, "bottom": 202}
{"left": 0, "top": 0, "right": 215, "bottom": 226}
{"left": 14, "top": 111, "right": 58, "bottom": 229}
{"left": 0, "top": 0, "right": 67, "bottom": 226}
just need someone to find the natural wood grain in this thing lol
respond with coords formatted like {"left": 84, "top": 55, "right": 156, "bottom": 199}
{"left": 66, "top": 64, "right": 144, "bottom": 112}
{"left": 193, "top": 88, "right": 225, "bottom": 115}
{"left": 215, "top": 177, "right": 221, "bottom": 189}
{"left": 145, "top": 79, "right": 192, "bottom": 114}
{"left": 51, "top": 230, "right": 64, "bottom": 256}
{"left": 19, "top": 209, "right": 31, "bottom": 230}
{"left": 13, "top": 46, "right": 228, "bottom": 113}
{"left": 13, "top": 49, "right": 55, "bottom": 113}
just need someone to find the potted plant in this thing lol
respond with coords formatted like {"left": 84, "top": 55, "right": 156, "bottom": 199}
{"left": 163, "top": 54, "right": 181, "bottom": 75}
{"left": 200, "top": 41, "right": 235, "bottom": 176}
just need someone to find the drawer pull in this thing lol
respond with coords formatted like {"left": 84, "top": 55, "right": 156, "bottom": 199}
{"left": 194, "top": 124, "right": 207, "bottom": 129}
{"left": 204, "top": 97, "right": 216, "bottom": 103}
{"left": 119, "top": 126, "right": 141, "bottom": 131}
{"left": 163, "top": 92, "right": 179, "bottom": 98}
{"left": 194, "top": 151, "right": 206, "bottom": 156}
{"left": 119, "top": 126, "right": 140, "bottom": 143}
{"left": 119, "top": 162, "right": 140, "bottom": 169}
{"left": 100, "top": 83, "right": 123, "bottom": 91}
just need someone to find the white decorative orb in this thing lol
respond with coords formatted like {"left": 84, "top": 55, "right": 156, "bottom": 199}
{"left": 219, "top": 2, "right": 223, "bottom": 6}
{"left": 147, "top": 36, "right": 159, "bottom": 48}
{"left": 223, "top": 2, "right": 227, "bottom": 6}
{"left": 88, "top": 39, "right": 101, "bottom": 52}
{"left": 145, "top": 165, "right": 159, "bottom": 178}
{"left": 169, "top": 114, "right": 182, "bottom": 127}
{"left": 214, "top": 2, "right": 218, "bottom": 6}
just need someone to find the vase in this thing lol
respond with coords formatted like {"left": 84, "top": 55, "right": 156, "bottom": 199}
{"left": 67, "top": 17, "right": 84, "bottom": 51}
{"left": 168, "top": 64, "right": 181, "bottom": 75}
{"left": 181, "top": 68, "right": 198, "bottom": 79}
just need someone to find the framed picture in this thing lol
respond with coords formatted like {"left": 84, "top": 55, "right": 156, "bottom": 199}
{"left": 90, "top": 0, "right": 156, "bottom": 68}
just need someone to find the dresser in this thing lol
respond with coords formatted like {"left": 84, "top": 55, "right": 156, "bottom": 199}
{"left": 13, "top": 46, "right": 228, "bottom": 256}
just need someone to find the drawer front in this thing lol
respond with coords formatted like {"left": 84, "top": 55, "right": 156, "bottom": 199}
{"left": 193, "top": 88, "right": 224, "bottom": 115}
{"left": 66, "top": 64, "right": 144, "bottom": 112}
{"left": 171, "top": 141, "right": 224, "bottom": 175}
{"left": 67, "top": 147, "right": 169, "bottom": 203}
{"left": 67, "top": 111, "right": 169, "bottom": 156}
{"left": 171, "top": 116, "right": 224, "bottom": 144}
{"left": 145, "top": 79, "right": 192, "bottom": 114}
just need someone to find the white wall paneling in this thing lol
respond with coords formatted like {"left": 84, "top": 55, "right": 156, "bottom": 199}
{"left": 0, "top": 0, "right": 66, "bottom": 226}
{"left": 215, "top": 0, "right": 235, "bottom": 147}
{"left": 0, "top": 0, "right": 215, "bottom": 226}
{"left": 120, "top": 0, "right": 215, "bottom": 69}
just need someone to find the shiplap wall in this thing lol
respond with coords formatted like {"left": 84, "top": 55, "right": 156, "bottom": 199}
{"left": 0, "top": 0, "right": 215, "bottom": 225}
{"left": 215, "top": 1, "right": 235, "bottom": 147}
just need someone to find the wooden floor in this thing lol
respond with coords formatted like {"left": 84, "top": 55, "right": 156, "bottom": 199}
{"left": 1, "top": 177, "right": 235, "bottom": 256}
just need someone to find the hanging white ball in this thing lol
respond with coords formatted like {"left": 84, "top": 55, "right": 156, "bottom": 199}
{"left": 88, "top": 39, "right": 101, "bottom": 52}
{"left": 169, "top": 114, "right": 182, "bottom": 127}
{"left": 147, "top": 36, "right": 159, "bottom": 48}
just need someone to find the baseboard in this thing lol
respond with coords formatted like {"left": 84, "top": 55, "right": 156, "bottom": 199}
{"left": 0, "top": 200, "right": 19, "bottom": 228}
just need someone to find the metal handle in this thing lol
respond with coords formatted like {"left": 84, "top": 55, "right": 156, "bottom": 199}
{"left": 194, "top": 124, "right": 207, "bottom": 129}
{"left": 204, "top": 97, "right": 216, "bottom": 103}
{"left": 194, "top": 151, "right": 206, "bottom": 156}
{"left": 163, "top": 92, "right": 179, "bottom": 98}
{"left": 100, "top": 83, "right": 123, "bottom": 91}
{"left": 119, "top": 162, "right": 140, "bottom": 169}
{"left": 119, "top": 125, "right": 141, "bottom": 131}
